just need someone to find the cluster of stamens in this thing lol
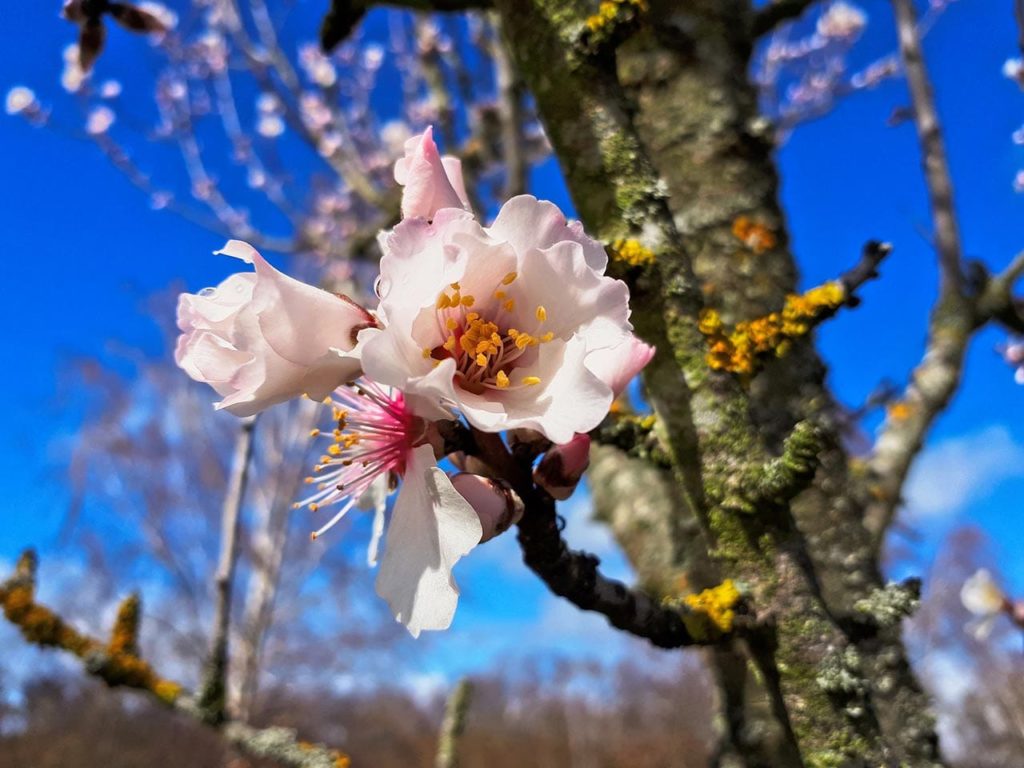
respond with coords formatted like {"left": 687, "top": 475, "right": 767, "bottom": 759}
{"left": 296, "top": 381, "right": 418, "bottom": 540}
{"left": 424, "top": 273, "right": 555, "bottom": 394}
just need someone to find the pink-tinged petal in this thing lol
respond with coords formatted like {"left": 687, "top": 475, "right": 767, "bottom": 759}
{"left": 375, "top": 445, "right": 483, "bottom": 636}
{"left": 534, "top": 433, "right": 591, "bottom": 501}
{"left": 451, "top": 473, "right": 524, "bottom": 543}
{"left": 393, "top": 127, "right": 468, "bottom": 220}
{"left": 585, "top": 334, "right": 655, "bottom": 398}
{"left": 175, "top": 331, "right": 251, "bottom": 394}
{"left": 488, "top": 195, "right": 608, "bottom": 271}
{"left": 514, "top": 241, "right": 630, "bottom": 343}
{"left": 215, "top": 240, "right": 374, "bottom": 366}
{"left": 176, "top": 240, "right": 374, "bottom": 416}
{"left": 441, "top": 155, "right": 470, "bottom": 209}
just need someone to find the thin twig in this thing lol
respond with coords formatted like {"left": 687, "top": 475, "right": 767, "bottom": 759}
{"left": 752, "top": 0, "right": 818, "bottom": 38}
{"left": 435, "top": 678, "right": 473, "bottom": 768}
{"left": 892, "top": 0, "right": 964, "bottom": 290}
{"left": 866, "top": 1, "right": 978, "bottom": 543}
{"left": 198, "top": 416, "right": 257, "bottom": 723}
{"left": 488, "top": 12, "right": 527, "bottom": 198}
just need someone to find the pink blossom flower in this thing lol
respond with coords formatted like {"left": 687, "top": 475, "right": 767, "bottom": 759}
{"left": 450, "top": 473, "right": 524, "bottom": 542}
{"left": 393, "top": 127, "right": 470, "bottom": 220}
{"left": 360, "top": 195, "right": 631, "bottom": 444}
{"left": 175, "top": 240, "right": 376, "bottom": 416}
{"left": 299, "top": 381, "right": 483, "bottom": 636}
{"left": 534, "top": 433, "right": 591, "bottom": 501}
{"left": 586, "top": 334, "right": 656, "bottom": 399}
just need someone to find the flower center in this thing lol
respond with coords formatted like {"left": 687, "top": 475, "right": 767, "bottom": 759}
{"left": 296, "top": 380, "right": 422, "bottom": 540}
{"left": 424, "top": 275, "right": 554, "bottom": 394}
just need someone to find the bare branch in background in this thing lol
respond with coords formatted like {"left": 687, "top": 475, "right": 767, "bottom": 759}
{"left": 752, "top": 0, "right": 819, "bottom": 39}
{"left": 487, "top": 13, "right": 526, "bottom": 199}
{"left": 891, "top": 0, "right": 964, "bottom": 290}
{"left": 435, "top": 678, "right": 473, "bottom": 768}
{"left": 198, "top": 416, "right": 257, "bottom": 723}
{"left": 867, "top": 0, "right": 976, "bottom": 543}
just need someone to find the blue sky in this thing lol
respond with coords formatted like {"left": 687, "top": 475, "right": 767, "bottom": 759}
{"left": 1, "top": 0, "right": 1023, "bottom": 689}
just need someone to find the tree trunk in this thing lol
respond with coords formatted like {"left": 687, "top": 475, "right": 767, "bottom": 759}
{"left": 494, "top": 1, "right": 944, "bottom": 764}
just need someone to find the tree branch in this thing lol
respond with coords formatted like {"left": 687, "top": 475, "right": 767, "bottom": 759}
{"left": 435, "top": 678, "right": 473, "bottom": 768}
{"left": 0, "top": 551, "right": 351, "bottom": 768}
{"left": 321, "top": 0, "right": 492, "bottom": 52}
{"left": 198, "top": 416, "right": 257, "bottom": 723}
{"left": 454, "top": 426, "right": 725, "bottom": 649}
{"left": 752, "top": 0, "right": 819, "bottom": 39}
{"left": 866, "top": 0, "right": 980, "bottom": 544}
{"left": 892, "top": 0, "right": 965, "bottom": 290}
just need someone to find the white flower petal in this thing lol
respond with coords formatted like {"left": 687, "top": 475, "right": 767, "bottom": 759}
{"left": 375, "top": 445, "right": 483, "bottom": 636}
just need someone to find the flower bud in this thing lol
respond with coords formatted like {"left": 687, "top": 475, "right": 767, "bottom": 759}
{"left": 533, "top": 433, "right": 591, "bottom": 501}
{"left": 451, "top": 474, "right": 523, "bottom": 543}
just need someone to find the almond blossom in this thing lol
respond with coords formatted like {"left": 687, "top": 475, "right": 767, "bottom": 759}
{"left": 176, "top": 240, "right": 376, "bottom": 416}
{"left": 961, "top": 568, "right": 1009, "bottom": 640}
{"left": 360, "top": 193, "right": 633, "bottom": 445}
{"left": 393, "top": 126, "right": 470, "bottom": 220}
{"left": 298, "top": 380, "right": 483, "bottom": 636}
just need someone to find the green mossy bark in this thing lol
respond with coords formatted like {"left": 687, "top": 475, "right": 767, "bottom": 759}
{"left": 494, "top": 1, "right": 945, "bottom": 766}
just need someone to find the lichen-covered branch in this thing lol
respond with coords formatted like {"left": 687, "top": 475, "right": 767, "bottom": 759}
{"left": 0, "top": 551, "right": 351, "bottom": 768}
{"left": 320, "top": 0, "right": 492, "bottom": 53}
{"left": 435, "top": 678, "right": 473, "bottom": 768}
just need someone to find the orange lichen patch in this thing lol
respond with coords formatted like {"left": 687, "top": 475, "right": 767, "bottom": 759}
{"left": 681, "top": 580, "right": 742, "bottom": 638}
{"left": 108, "top": 593, "right": 141, "bottom": 657}
{"left": 585, "top": 0, "right": 647, "bottom": 34}
{"left": 732, "top": 215, "right": 777, "bottom": 254}
{"left": 611, "top": 238, "right": 655, "bottom": 268}
{"left": 886, "top": 401, "right": 914, "bottom": 421}
{"left": 698, "top": 281, "right": 846, "bottom": 375}
{"left": 0, "top": 552, "right": 182, "bottom": 707}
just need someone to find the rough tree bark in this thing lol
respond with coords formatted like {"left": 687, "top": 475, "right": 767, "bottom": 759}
{"left": 492, "top": 1, "right": 947, "bottom": 765}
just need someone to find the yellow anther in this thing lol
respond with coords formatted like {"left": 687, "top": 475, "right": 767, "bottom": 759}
{"left": 541, "top": 331, "right": 554, "bottom": 342}
{"left": 446, "top": 318, "right": 458, "bottom": 330}
{"left": 323, "top": 397, "right": 333, "bottom": 405}
{"left": 508, "top": 328, "right": 519, "bottom": 338}
{"left": 436, "top": 293, "right": 451, "bottom": 309}
{"left": 309, "top": 429, "right": 320, "bottom": 437}
{"left": 304, "top": 477, "right": 314, "bottom": 484}
{"left": 535, "top": 306, "right": 547, "bottom": 322}
{"left": 522, "top": 376, "right": 541, "bottom": 386}
{"left": 502, "top": 271, "right": 517, "bottom": 285}
{"left": 422, "top": 347, "right": 432, "bottom": 359}
{"left": 328, "top": 444, "right": 342, "bottom": 457}
{"left": 504, "top": 299, "right": 515, "bottom": 311}
{"left": 491, "top": 332, "right": 503, "bottom": 346}
{"left": 461, "top": 294, "right": 475, "bottom": 307}
{"left": 515, "top": 334, "right": 533, "bottom": 350}
{"left": 309, "top": 503, "right": 319, "bottom": 512}
{"left": 494, "top": 290, "right": 506, "bottom": 300}
{"left": 450, "top": 291, "right": 461, "bottom": 305}
{"left": 466, "top": 312, "right": 480, "bottom": 322}
{"left": 496, "top": 370, "right": 510, "bottom": 388}
{"left": 443, "top": 336, "right": 456, "bottom": 352}
{"left": 476, "top": 353, "right": 488, "bottom": 367}
{"left": 476, "top": 340, "right": 493, "bottom": 355}
{"left": 450, "top": 281, "right": 461, "bottom": 290}
{"left": 460, "top": 336, "right": 476, "bottom": 355}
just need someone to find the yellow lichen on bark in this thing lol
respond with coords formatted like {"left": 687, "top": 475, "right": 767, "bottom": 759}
{"left": 699, "top": 282, "right": 847, "bottom": 375}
